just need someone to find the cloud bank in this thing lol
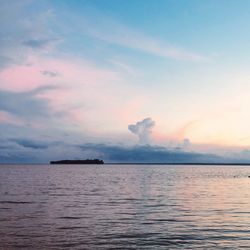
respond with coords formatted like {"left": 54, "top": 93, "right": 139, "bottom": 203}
{"left": 78, "top": 144, "right": 229, "bottom": 164}
{"left": 0, "top": 139, "right": 226, "bottom": 164}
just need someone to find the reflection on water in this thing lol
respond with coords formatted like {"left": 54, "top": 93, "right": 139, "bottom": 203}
{"left": 0, "top": 164, "right": 249, "bottom": 249}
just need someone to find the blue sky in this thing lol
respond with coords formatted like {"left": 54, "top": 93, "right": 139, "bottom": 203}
{"left": 1, "top": 0, "right": 250, "bottom": 163}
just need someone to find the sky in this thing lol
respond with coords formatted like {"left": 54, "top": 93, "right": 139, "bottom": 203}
{"left": 1, "top": 0, "right": 250, "bottom": 163}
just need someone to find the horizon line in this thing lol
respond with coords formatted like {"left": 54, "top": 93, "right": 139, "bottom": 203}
{"left": 1, "top": 162, "right": 250, "bottom": 166}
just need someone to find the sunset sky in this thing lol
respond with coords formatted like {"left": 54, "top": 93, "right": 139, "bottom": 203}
{"left": 1, "top": 0, "right": 250, "bottom": 163}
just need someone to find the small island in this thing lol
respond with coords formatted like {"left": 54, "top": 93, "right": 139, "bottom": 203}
{"left": 50, "top": 159, "right": 104, "bottom": 164}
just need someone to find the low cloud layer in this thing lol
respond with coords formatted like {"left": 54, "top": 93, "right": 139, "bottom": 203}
{"left": 0, "top": 138, "right": 248, "bottom": 164}
{"left": 79, "top": 144, "right": 228, "bottom": 163}
{"left": 128, "top": 117, "right": 155, "bottom": 144}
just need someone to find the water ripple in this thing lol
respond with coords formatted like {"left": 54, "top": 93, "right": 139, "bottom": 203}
{"left": 0, "top": 164, "right": 249, "bottom": 249}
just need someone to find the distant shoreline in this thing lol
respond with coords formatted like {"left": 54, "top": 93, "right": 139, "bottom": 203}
{"left": 106, "top": 162, "right": 250, "bottom": 166}
{"left": 1, "top": 162, "right": 250, "bottom": 166}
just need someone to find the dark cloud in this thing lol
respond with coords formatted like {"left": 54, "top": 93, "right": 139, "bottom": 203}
{"left": 22, "top": 38, "right": 60, "bottom": 50}
{"left": 41, "top": 70, "right": 59, "bottom": 77}
{"left": 0, "top": 86, "right": 56, "bottom": 120}
{"left": 11, "top": 139, "right": 49, "bottom": 149}
{"left": 0, "top": 138, "right": 19, "bottom": 150}
{"left": 128, "top": 117, "right": 155, "bottom": 144}
{"left": 0, "top": 137, "right": 65, "bottom": 163}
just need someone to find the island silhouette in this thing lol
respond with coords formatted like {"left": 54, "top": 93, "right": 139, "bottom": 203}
{"left": 50, "top": 159, "right": 104, "bottom": 164}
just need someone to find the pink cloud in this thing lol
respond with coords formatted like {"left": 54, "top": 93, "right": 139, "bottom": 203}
{"left": 0, "top": 111, "right": 25, "bottom": 126}
{"left": 0, "top": 54, "right": 153, "bottom": 140}
{"left": 0, "top": 55, "right": 124, "bottom": 137}
{"left": 0, "top": 55, "right": 119, "bottom": 92}
{"left": 0, "top": 64, "right": 45, "bottom": 91}
{"left": 151, "top": 120, "right": 198, "bottom": 146}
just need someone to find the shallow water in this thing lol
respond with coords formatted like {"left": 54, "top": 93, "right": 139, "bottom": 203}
{"left": 0, "top": 164, "right": 249, "bottom": 249}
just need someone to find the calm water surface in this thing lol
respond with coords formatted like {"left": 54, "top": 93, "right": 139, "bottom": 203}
{"left": 0, "top": 164, "right": 249, "bottom": 249}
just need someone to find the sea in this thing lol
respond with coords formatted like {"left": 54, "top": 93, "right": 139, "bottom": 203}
{"left": 0, "top": 164, "right": 249, "bottom": 249}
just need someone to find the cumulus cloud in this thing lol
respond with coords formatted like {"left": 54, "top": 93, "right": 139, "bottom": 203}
{"left": 183, "top": 138, "right": 191, "bottom": 147}
{"left": 176, "top": 138, "right": 191, "bottom": 150}
{"left": 128, "top": 117, "right": 155, "bottom": 144}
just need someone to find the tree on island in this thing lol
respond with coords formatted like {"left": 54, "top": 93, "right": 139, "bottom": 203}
{"left": 50, "top": 159, "right": 104, "bottom": 164}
